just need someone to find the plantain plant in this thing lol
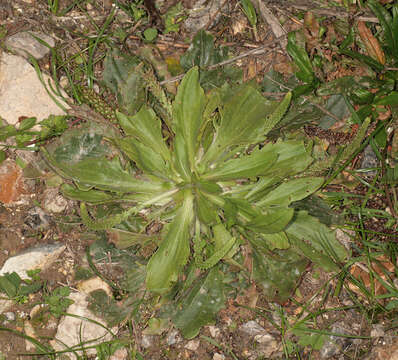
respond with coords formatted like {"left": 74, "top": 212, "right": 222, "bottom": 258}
{"left": 42, "top": 66, "right": 347, "bottom": 335}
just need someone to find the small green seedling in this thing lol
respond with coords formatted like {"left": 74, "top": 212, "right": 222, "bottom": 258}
{"left": 43, "top": 286, "right": 74, "bottom": 318}
{"left": 240, "top": 0, "right": 258, "bottom": 40}
{"left": 0, "top": 271, "right": 42, "bottom": 304}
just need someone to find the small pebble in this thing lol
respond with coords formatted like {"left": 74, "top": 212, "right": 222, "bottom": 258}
{"left": 213, "top": 353, "right": 225, "bottom": 360}
{"left": 371, "top": 324, "right": 385, "bottom": 338}
{"left": 208, "top": 325, "right": 220, "bottom": 338}
{"left": 141, "top": 334, "right": 154, "bottom": 349}
{"left": 167, "top": 329, "right": 180, "bottom": 346}
{"left": 240, "top": 320, "right": 266, "bottom": 336}
{"left": 4, "top": 312, "right": 15, "bottom": 321}
{"left": 184, "top": 339, "right": 200, "bottom": 351}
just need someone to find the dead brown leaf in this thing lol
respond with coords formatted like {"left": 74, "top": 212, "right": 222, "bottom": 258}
{"left": 357, "top": 20, "right": 385, "bottom": 65}
{"left": 349, "top": 255, "right": 396, "bottom": 298}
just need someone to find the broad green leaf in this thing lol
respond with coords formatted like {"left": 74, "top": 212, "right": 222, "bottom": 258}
{"left": 251, "top": 240, "right": 308, "bottom": 303}
{"left": 43, "top": 150, "right": 170, "bottom": 194}
{"left": 116, "top": 107, "right": 170, "bottom": 162}
{"left": 247, "top": 207, "right": 294, "bottom": 233}
{"left": 256, "top": 177, "right": 323, "bottom": 207}
{"left": 292, "top": 326, "right": 326, "bottom": 350}
{"left": 375, "top": 91, "right": 398, "bottom": 105}
{"left": 0, "top": 124, "right": 17, "bottom": 141}
{"left": 340, "top": 49, "right": 384, "bottom": 72}
{"left": 88, "top": 289, "right": 130, "bottom": 327}
{"left": 204, "top": 84, "right": 276, "bottom": 163}
{"left": 113, "top": 137, "right": 170, "bottom": 177}
{"left": 173, "top": 267, "right": 225, "bottom": 339}
{"left": 246, "top": 141, "right": 313, "bottom": 202}
{"left": 291, "top": 195, "right": 342, "bottom": 226}
{"left": 263, "top": 92, "right": 292, "bottom": 136}
{"left": 260, "top": 232, "right": 290, "bottom": 250}
{"left": 173, "top": 67, "right": 205, "bottom": 170}
{"left": 286, "top": 32, "right": 315, "bottom": 83}
{"left": 201, "top": 146, "right": 278, "bottom": 181}
{"left": 180, "top": 31, "right": 226, "bottom": 69}
{"left": 287, "top": 233, "right": 339, "bottom": 272}
{"left": 173, "top": 133, "right": 192, "bottom": 181}
{"left": 240, "top": 0, "right": 257, "bottom": 27}
{"left": 103, "top": 49, "right": 145, "bottom": 114}
{"left": 213, "top": 223, "right": 239, "bottom": 259}
{"left": 108, "top": 228, "right": 159, "bottom": 249}
{"left": 196, "top": 191, "right": 219, "bottom": 225}
{"left": 0, "top": 272, "right": 20, "bottom": 298}
{"left": 19, "top": 117, "right": 36, "bottom": 131}
{"left": 0, "top": 150, "right": 6, "bottom": 164}
{"left": 195, "top": 223, "right": 237, "bottom": 270}
{"left": 50, "top": 128, "right": 110, "bottom": 164}
{"left": 146, "top": 192, "right": 194, "bottom": 293}
{"left": 285, "top": 211, "right": 348, "bottom": 271}
{"left": 180, "top": 31, "right": 241, "bottom": 91}
{"left": 261, "top": 140, "right": 313, "bottom": 178}
{"left": 61, "top": 183, "right": 116, "bottom": 203}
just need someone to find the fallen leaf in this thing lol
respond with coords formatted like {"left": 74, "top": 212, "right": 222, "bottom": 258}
{"left": 357, "top": 21, "right": 385, "bottom": 65}
{"left": 349, "top": 255, "right": 396, "bottom": 298}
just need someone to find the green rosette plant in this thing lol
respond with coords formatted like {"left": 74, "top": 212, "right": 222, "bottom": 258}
{"left": 42, "top": 66, "right": 347, "bottom": 310}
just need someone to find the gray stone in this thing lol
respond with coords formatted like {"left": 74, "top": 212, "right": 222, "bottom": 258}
{"left": 320, "top": 324, "right": 353, "bottom": 359}
{"left": 0, "top": 243, "right": 65, "bottom": 279}
{"left": 109, "top": 347, "right": 128, "bottom": 360}
{"left": 0, "top": 53, "right": 68, "bottom": 129}
{"left": 240, "top": 320, "right": 266, "bottom": 336}
{"left": 185, "top": 339, "right": 200, "bottom": 351}
{"left": 184, "top": 0, "right": 229, "bottom": 33}
{"left": 166, "top": 329, "right": 181, "bottom": 346}
{"left": 0, "top": 300, "right": 12, "bottom": 316}
{"left": 213, "top": 353, "right": 225, "bottom": 360}
{"left": 24, "top": 207, "right": 51, "bottom": 230}
{"left": 371, "top": 324, "right": 385, "bottom": 338}
{"left": 3, "top": 311, "right": 15, "bottom": 321}
{"left": 208, "top": 325, "right": 220, "bottom": 338}
{"left": 360, "top": 145, "right": 379, "bottom": 177}
{"left": 141, "top": 334, "right": 154, "bottom": 349}
{"left": 5, "top": 31, "right": 55, "bottom": 60}
{"left": 51, "top": 278, "right": 117, "bottom": 359}
{"left": 254, "top": 333, "right": 280, "bottom": 358}
{"left": 42, "top": 187, "right": 68, "bottom": 214}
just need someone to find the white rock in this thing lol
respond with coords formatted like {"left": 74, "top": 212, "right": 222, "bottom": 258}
{"left": 255, "top": 333, "right": 275, "bottom": 344}
{"left": 141, "top": 334, "right": 154, "bottom": 349}
{"left": 213, "top": 353, "right": 225, "bottom": 360}
{"left": 42, "top": 188, "right": 68, "bottom": 214}
{"left": 166, "top": 329, "right": 181, "bottom": 346}
{"left": 3, "top": 311, "right": 15, "bottom": 321}
{"left": 185, "top": 339, "right": 200, "bottom": 351}
{"left": 0, "top": 53, "right": 69, "bottom": 129}
{"left": 24, "top": 320, "right": 37, "bottom": 351}
{"left": 371, "top": 324, "right": 385, "bottom": 338}
{"left": 5, "top": 31, "right": 55, "bottom": 60}
{"left": 255, "top": 333, "right": 279, "bottom": 357}
{"left": 0, "top": 243, "right": 65, "bottom": 279}
{"left": 0, "top": 300, "right": 12, "bottom": 315}
{"left": 77, "top": 277, "right": 112, "bottom": 297}
{"left": 51, "top": 291, "right": 116, "bottom": 359}
{"left": 240, "top": 321, "right": 266, "bottom": 336}
{"left": 110, "top": 347, "right": 128, "bottom": 360}
{"left": 184, "top": 0, "right": 229, "bottom": 33}
{"left": 208, "top": 325, "right": 220, "bottom": 338}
